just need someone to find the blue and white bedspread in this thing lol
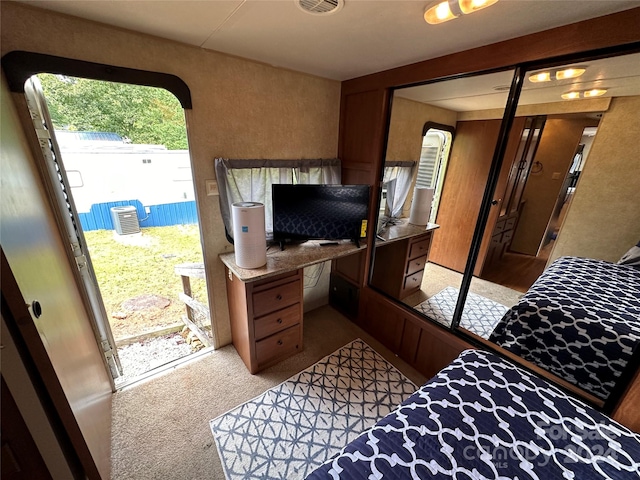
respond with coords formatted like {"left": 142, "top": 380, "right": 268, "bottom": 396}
{"left": 306, "top": 349, "right": 640, "bottom": 480}
{"left": 489, "top": 256, "right": 640, "bottom": 400}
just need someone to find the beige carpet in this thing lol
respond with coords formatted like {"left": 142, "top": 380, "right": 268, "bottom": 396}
{"left": 110, "top": 305, "right": 427, "bottom": 480}
{"left": 402, "top": 262, "right": 523, "bottom": 309}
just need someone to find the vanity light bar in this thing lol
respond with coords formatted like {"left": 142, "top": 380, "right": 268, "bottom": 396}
{"left": 561, "top": 88, "right": 607, "bottom": 100}
{"left": 528, "top": 67, "right": 586, "bottom": 83}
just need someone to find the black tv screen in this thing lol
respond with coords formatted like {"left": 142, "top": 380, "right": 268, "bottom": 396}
{"left": 272, "top": 184, "right": 370, "bottom": 244}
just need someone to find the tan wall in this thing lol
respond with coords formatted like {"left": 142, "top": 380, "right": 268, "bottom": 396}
{"left": 511, "top": 117, "right": 591, "bottom": 255}
{"left": 386, "top": 97, "right": 457, "bottom": 162}
{"left": 550, "top": 96, "right": 640, "bottom": 263}
{"left": 1, "top": 2, "right": 341, "bottom": 347}
{"left": 458, "top": 98, "right": 611, "bottom": 121}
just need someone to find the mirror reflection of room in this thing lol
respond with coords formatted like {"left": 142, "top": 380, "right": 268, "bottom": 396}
{"left": 371, "top": 51, "right": 640, "bottom": 403}
{"left": 473, "top": 52, "right": 640, "bottom": 402}
{"left": 371, "top": 69, "right": 515, "bottom": 329}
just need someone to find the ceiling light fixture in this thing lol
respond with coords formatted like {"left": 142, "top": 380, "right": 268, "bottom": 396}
{"left": 529, "top": 71, "right": 551, "bottom": 83}
{"left": 555, "top": 67, "right": 586, "bottom": 81}
{"left": 561, "top": 88, "right": 607, "bottom": 100}
{"left": 528, "top": 67, "right": 587, "bottom": 83}
{"left": 583, "top": 88, "right": 607, "bottom": 98}
{"left": 424, "top": 0, "right": 499, "bottom": 25}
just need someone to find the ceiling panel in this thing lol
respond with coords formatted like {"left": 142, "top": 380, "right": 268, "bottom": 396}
{"left": 13, "top": 1, "right": 640, "bottom": 80}
{"left": 22, "top": 0, "right": 244, "bottom": 47}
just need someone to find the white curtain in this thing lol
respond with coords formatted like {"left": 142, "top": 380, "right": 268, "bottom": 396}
{"left": 383, "top": 161, "right": 417, "bottom": 218}
{"left": 214, "top": 158, "right": 341, "bottom": 240}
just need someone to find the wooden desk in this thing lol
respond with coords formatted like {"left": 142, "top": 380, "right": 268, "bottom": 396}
{"left": 220, "top": 240, "right": 366, "bottom": 373}
{"left": 371, "top": 221, "right": 439, "bottom": 299}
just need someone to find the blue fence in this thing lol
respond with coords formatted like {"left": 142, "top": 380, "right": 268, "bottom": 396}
{"left": 79, "top": 200, "right": 198, "bottom": 231}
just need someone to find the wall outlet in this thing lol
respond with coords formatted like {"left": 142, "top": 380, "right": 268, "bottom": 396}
{"left": 206, "top": 179, "right": 219, "bottom": 196}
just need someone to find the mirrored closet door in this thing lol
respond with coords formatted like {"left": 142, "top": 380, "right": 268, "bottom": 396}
{"left": 369, "top": 49, "right": 640, "bottom": 407}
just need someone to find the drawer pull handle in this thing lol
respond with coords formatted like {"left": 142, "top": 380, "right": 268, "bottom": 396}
{"left": 276, "top": 294, "right": 283, "bottom": 301}
{"left": 277, "top": 340, "right": 283, "bottom": 346}
{"left": 277, "top": 318, "right": 283, "bottom": 324}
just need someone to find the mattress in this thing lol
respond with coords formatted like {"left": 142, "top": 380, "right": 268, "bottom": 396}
{"left": 306, "top": 349, "right": 640, "bottom": 479}
{"left": 489, "top": 256, "right": 640, "bottom": 400}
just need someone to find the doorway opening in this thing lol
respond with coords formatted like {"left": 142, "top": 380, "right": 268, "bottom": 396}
{"left": 31, "top": 74, "right": 213, "bottom": 386}
{"left": 481, "top": 116, "right": 600, "bottom": 292}
{"left": 415, "top": 126, "right": 453, "bottom": 224}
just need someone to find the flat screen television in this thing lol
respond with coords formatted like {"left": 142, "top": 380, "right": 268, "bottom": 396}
{"left": 272, "top": 184, "right": 370, "bottom": 248}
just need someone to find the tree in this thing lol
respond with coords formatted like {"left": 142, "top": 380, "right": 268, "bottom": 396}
{"left": 38, "top": 74, "right": 188, "bottom": 149}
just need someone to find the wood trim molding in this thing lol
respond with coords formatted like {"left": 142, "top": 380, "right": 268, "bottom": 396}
{"left": 1, "top": 51, "right": 192, "bottom": 109}
{"left": 612, "top": 368, "right": 640, "bottom": 433}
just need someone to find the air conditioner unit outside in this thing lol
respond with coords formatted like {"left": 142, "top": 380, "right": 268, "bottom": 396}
{"left": 110, "top": 206, "right": 141, "bottom": 235}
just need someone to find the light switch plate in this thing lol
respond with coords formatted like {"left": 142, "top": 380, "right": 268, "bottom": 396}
{"left": 206, "top": 179, "right": 219, "bottom": 196}
{"left": 551, "top": 172, "right": 562, "bottom": 180}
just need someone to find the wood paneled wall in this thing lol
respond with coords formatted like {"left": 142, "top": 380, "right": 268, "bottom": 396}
{"left": 339, "top": 88, "right": 390, "bottom": 275}
{"left": 359, "top": 288, "right": 474, "bottom": 380}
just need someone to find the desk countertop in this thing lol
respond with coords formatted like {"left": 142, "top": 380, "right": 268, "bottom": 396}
{"left": 220, "top": 239, "right": 366, "bottom": 283}
{"left": 376, "top": 220, "right": 439, "bottom": 244}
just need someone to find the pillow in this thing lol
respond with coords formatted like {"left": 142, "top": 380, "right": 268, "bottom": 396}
{"left": 618, "top": 240, "right": 640, "bottom": 268}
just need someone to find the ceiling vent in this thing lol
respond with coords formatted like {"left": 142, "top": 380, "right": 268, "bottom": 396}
{"left": 297, "top": 0, "right": 344, "bottom": 16}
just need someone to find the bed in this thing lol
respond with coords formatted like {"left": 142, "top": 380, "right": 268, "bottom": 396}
{"left": 306, "top": 349, "right": 640, "bottom": 479}
{"left": 489, "top": 256, "right": 640, "bottom": 400}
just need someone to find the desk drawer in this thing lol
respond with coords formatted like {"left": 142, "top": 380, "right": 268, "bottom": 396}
{"left": 252, "top": 279, "right": 301, "bottom": 318}
{"left": 406, "top": 255, "right": 427, "bottom": 276}
{"left": 254, "top": 303, "right": 301, "bottom": 341}
{"left": 408, "top": 236, "right": 431, "bottom": 260}
{"left": 403, "top": 269, "right": 424, "bottom": 293}
{"left": 255, "top": 325, "right": 301, "bottom": 366}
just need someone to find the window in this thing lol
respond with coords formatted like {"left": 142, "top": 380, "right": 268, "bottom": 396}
{"left": 214, "top": 158, "right": 341, "bottom": 240}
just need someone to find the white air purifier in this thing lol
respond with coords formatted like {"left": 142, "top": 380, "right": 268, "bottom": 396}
{"left": 232, "top": 202, "right": 267, "bottom": 269}
{"left": 409, "top": 187, "right": 434, "bottom": 226}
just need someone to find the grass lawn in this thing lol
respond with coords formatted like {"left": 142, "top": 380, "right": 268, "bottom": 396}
{"left": 84, "top": 224, "right": 207, "bottom": 340}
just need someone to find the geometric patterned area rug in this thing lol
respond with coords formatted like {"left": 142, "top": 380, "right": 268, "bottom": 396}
{"left": 209, "top": 339, "right": 417, "bottom": 480}
{"left": 415, "top": 286, "right": 509, "bottom": 339}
